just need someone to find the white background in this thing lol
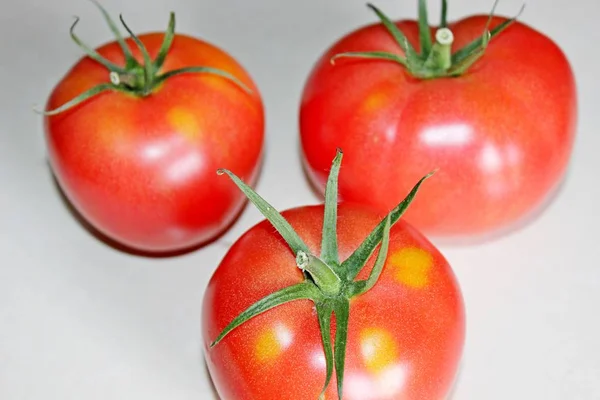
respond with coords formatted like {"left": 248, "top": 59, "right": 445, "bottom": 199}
{"left": 1, "top": 0, "right": 599, "bottom": 398}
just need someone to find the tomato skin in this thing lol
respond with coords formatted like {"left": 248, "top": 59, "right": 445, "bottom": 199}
{"left": 300, "top": 16, "right": 577, "bottom": 240}
{"left": 202, "top": 204, "right": 465, "bottom": 399}
{"left": 45, "top": 33, "right": 264, "bottom": 253}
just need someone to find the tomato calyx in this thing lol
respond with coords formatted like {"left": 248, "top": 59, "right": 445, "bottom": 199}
{"left": 330, "top": 0, "right": 525, "bottom": 79}
{"left": 42, "top": 0, "right": 251, "bottom": 116}
{"left": 296, "top": 251, "right": 343, "bottom": 297}
{"left": 210, "top": 149, "right": 434, "bottom": 399}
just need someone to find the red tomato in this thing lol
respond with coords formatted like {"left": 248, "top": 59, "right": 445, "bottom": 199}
{"left": 202, "top": 153, "right": 465, "bottom": 399}
{"left": 203, "top": 205, "right": 465, "bottom": 399}
{"left": 44, "top": 8, "right": 264, "bottom": 253}
{"left": 299, "top": 5, "right": 577, "bottom": 241}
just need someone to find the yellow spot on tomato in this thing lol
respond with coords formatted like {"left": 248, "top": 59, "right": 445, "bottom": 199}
{"left": 362, "top": 90, "right": 390, "bottom": 113}
{"left": 390, "top": 247, "right": 433, "bottom": 288}
{"left": 254, "top": 323, "right": 293, "bottom": 363}
{"left": 360, "top": 327, "right": 399, "bottom": 374}
{"left": 202, "top": 73, "right": 232, "bottom": 91}
{"left": 167, "top": 107, "right": 201, "bottom": 141}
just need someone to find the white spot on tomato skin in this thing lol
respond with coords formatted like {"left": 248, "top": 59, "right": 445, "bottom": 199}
{"left": 274, "top": 323, "right": 293, "bottom": 348}
{"left": 420, "top": 123, "right": 474, "bottom": 147}
{"left": 165, "top": 152, "right": 205, "bottom": 184}
{"left": 479, "top": 142, "right": 523, "bottom": 174}
{"left": 377, "top": 363, "right": 409, "bottom": 398}
{"left": 343, "top": 363, "right": 408, "bottom": 399}
{"left": 478, "top": 142, "right": 525, "bottom": 197}
{"left": 344, "top": 374, "right": 372, "bottom": 399}
{"left": 479, "top": 143, "right": 503, "bottom": 173}
{"left": 142, "top": 143, "right": 166, "bottom": 161}
{"left": 506, "top": 143, "right": 523, "bottom": 165}
{"left": 137, "top": 137, "right": 208, "bottom": 188}
{"left": 361, "top": 335, "right": 378, "bottom": 361}
{"left": 310, "top": 349, "right": 326, "bottom": 369}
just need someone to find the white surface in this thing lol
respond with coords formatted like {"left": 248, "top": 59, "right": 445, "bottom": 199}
{"left": 1, "top": 0, "right": 599, "bottom": 399}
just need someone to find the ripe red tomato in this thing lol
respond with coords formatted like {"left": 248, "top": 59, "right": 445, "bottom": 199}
{"left": 202, "top": 151, "right": 465, "bottom": 399}
{"left": 44, "top": 6, "right": 264, "bottom": 253}
{"left": 299, "top": 3, "right": 577, "bottom": 241}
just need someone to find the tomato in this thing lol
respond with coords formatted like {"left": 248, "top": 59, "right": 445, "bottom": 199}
{"left": 299, "top": 2, "right": 577, "bottom": 241}
{"left": 43, "top": 5, "right": 264, "bottom": 253}
{"left": 202, "top": 151, "right": 465, "bottom": 399}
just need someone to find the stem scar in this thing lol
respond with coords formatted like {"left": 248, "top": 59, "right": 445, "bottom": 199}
{"left": 435, "top": 28, "right": 454, "bottom": 46}
{"left": 109, "top": 71, "right": 120, "bottom": 85}
{"left": 296, "top": 251, "right": 309, "bottom": 270}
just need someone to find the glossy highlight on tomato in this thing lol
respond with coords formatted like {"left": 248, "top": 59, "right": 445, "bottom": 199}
{"left": 202, "top": 151, "right": 465, "bottom": 399}
{"left": 299, "top": 2, "right": 577, "bottom": 241}
{"left": 43, "top": 5, "right": 264, "bottom": 253}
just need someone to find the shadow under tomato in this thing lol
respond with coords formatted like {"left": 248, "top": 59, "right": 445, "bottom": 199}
{"left": 47, "top": 163, "right": 253, "bottom": 259}
{"left": 200, "top": 353, "right": 220, "bottom": 399}
{"left": 446, "top": 360, "right": 464, "bottom": 400}
{"left": 296, "top": 141, "right": 573, "bottom": 247}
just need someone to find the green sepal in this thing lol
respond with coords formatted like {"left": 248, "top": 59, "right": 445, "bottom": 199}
{"left": 39, "top": 83, "right": 130, "bottom": 116}
{"left": 330, "top": 51, "right": 407, "bottom": 67}
{"left": 330, "top": 1, "right": 525, "bottom": 79}
{"left": 42, "top": 5, "right": 252, "bottom": 115}
{"left": 333, "top": 299, "right": 350, "bottom": 399}
{"left": 346, "top": 215, "right": 391, "bottom": 297}
{"left": 210, "top": 282, "right": 322, "bottom": 347}
{"left": 367, "top": 3, "right": 421, "bottom": 67}
{"left": 440, "top": 0, "right": 449, "bottom": 27}
{"left": 69, "top": 17, "right": 126, "bottom": 73}
{"left": 343, "top": 171, "right": 435, "bottom": 281}
{"left": 450, "top": 1, "right": 525, "bottom": 68}
{"left": 315, "top": 301, "right": 335, "bottom": 399}
{"left": 321, "top": 149, "right": 343, "bottom": 268}
{"left": 448, "top": 46, "right": 487, "bottom": 76}
{"left": 118, "top": 14, "right": 155, "bottom": 93}
{"left": 217, "top": 169, "right": 310, "bottom": 256}
{"left": 210, "top": 153, "right": 435, "bottom": 400}
{"left": 418, "top": 0, "right": 433, "bottom": 55}
{"left": 156, "top": 66, "right": 252, "bottom": 94}
{"left": 90, "top": 0, "right": 137, "bottom": 68}
{"left": 153, "top": 12, "right": 176, "bottom": 72}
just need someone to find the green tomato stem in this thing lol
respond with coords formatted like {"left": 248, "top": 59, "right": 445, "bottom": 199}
{"left": 296, "top": 251, "right": 342, "bottom": 297}
{"left": 423, "top": 27, "right": 454, "bottom": 73}
{"left": 212, "top": 154, "right": 435, "bottom": 400}
{"left": 330, "top": 1, "right": 523, "bottom": 80}
{"left": 109, "top": 70, "right": 142, "bottom": 89}
{"left": 41, "top": 4, "right": 250, "bottom": 116}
